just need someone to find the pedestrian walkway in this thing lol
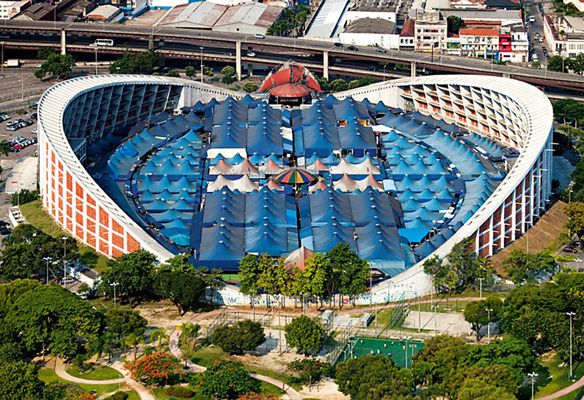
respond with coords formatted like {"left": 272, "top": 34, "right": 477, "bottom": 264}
{"left": 537, "top": 375, "right": 584, "bottom": 400}
{"left": 53, "top": 358, "right": 154, "bottom": 400}
{"left": 169, "top": 330, "right": 302, "bottom": 400}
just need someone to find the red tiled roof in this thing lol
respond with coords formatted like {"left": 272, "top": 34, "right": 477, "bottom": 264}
{"left": 401, "top": 18, "right": 415, "bottom": 37}
{"left": 460, "top": 27, "right": 500, "bottom": 36}
{"left": 259, "top": 62, "right": 322, "bottom": 95}
{"left": 270, "top": 83, "right": 311, "bottom": 98}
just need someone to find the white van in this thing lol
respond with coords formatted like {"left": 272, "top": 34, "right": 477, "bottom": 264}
{"left": 91, "top": 38, "right": 114, "bottom": 47}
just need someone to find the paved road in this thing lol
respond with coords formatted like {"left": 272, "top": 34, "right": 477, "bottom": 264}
{"left": 537, "top": 375, "right": 584, "bottom": 400}
{"left": 1, "top": 20, "right": 583, "bottom": 91}
{"left": 169, "top": 330, "right": 303, "bottom": 400}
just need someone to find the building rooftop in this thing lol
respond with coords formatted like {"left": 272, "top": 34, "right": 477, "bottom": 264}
{"left": 15, "top": 2, "right": 55, "bottom": 20}
{"left": 86, "top": 5, "right": 120, "bottom": 20}
{"left": 345, "top": 17, "right": 396, "bottom": 33}
{"left": 563, "top": 15, "right": 584, "bottom": 32}
{"left": 214, "top": 2, "right": 282, "bottom": 28}
{"left": 401, "top": 18, "right": 415, "bottom": 36}
{"left": 350, "top": 0, "right": 397, "bottom": 12}
{"left": 160, "top": 2, "right": 228, "bottom": 29}
{"left": 484, "top": 0, "right": 521, "bottom": 9}
{"left": 439, "top": 8, "right": 522, "bottom": 21}
{"left": 459, "top": 27, "right": 499, "bottom": 35}
{"left": 305, "top": 0, "right": 349, "bottom": 39}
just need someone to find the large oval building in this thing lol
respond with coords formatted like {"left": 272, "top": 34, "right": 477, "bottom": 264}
{"left": 38, "top": 74, "right": 553, "bottom": 302}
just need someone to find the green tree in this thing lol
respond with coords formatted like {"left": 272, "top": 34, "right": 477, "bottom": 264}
{"left": 0, "top": 139, "right": 11, "bottom": 156}
{"left": 185, "top": 65, "right": 196, "bottom": 77}
{"left": 0, "top": 226, "right": 78, "bottom": 282}
{"left": 565, "top": 201, "right": 584, "bottom": 239}
{"left": 5, "top": 285, "right": 102, "bottom": 359}
{"left": 424, "top": 238, "right": 491, "bottom": 293}
{"left": 330, "top": 79, "right": 348, "bottom": 92}
{"left": 11, "top": 189, "right": 38, "bottom": 206}
{"left": 99, "top": 250, "right": 156, "bottom": 303}
{"left": 553, "top": 98, "right": 584, "bottom": 125}
{"left": 199, "top": 360, "right": 260, "bottom": 399}
{"left": 125, "top": 351, "right": 181, "bottom": 386}
{"left": 335, "top": 355, "right": 415, "bottom": 400}
{"left": 447, "top": 15, "right": 465, "bottom": 34}
{"left": 446, "top": 364, "right": 519, "bottom": 398}
{"left": 295, "top": 253, "right": 328, "bottom": 306}
{"left": 243, "top": 81, "right": 258, "bottom": 93}
{"left": 460, "top": 337, "right": 536, "bottom": 375}
{"left": 110, "top": 50, "right": 162, "bottom": 74}
{"left": 412, "top": 335, "right": 470, "bottom": 387}
{"left": 287, "top": 358, "right": 331, "bottom": 386}
{"left": 153, "top": 270, "right": 206, "bottom": 315}
{"left": 149, "top": 328, "right": 169, "bottom": 350}
{"left": 284, "top": 315, "right": 325, "bottom": 355}
{"left": 456, "top": 379, "right": 516, "bottom": 400}
{"left": 569, "top": 53, "right": 584, "bottom": 75}
{"left": 211, "top": 319, "right": 265, "bottom": 355}
{"left": 328, "top": 243, "right": 369, "bottom": 305}
{"left": 34, "top": 53, "right": 75, "bottom": 80}
{"left": 166, "top": 69, "right": 179, "bottom": 77}
{"left": 547, "top": 55, "right": 567, "bottom": 72}
{"left": 502, "top": 249, "right": 555, "bottom": 284}
{"left": 221, "top": 66, "right": 236, "bottom": 84}
{"left": 37, "top": 47, "right": 55, "bottom": 60}
{"left": 240, "top": 254, "right": 261, "bottom": 307}
{"left": 0, "top": 279, "right": 40, "bottom": 320}
{"left": 463, "top": 296, "right": 503, "bottom": 341}
{"left": 104, "top": 307, "right": 147, "bottom": 350}
{"left": 179, "top": 322, "right": 201, "bottom": 350}
{"left": 0, "top": 360, "right": 45, "bottom": 400}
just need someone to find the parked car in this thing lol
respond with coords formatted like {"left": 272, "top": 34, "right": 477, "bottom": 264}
{"left": 0, "top": 226, "right": 11, "bottom": 235}
{"left": 376, "top": 47, "right": 387, "bottom": 53}
{"left": 563, "top": 247, "right": 578, "bottom": 254}
{"left": 254, "top": 33, "right": 265, "bottom": 39}
{"left": 246, "top": 51, "right": 256, "bottom": 57}
{"left": 334, "top": 42, "right": 343, "bottom": 47}
{"left": 347, "top": 45, "right": 359, "bottom": 51}
{"left": 0, "top": 114, "right": 10, "bottom": 122}
{"left": 0, "top": 220, "right": 9, "bottom": 227}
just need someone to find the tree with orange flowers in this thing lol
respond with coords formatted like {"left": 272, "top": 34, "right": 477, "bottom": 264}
{"left": 125, "top": 351, "right": 181, "bottom": 387}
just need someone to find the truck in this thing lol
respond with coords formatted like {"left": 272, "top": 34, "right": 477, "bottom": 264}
{"left": 2, "top": 59, "right": 20, "bottom": 68}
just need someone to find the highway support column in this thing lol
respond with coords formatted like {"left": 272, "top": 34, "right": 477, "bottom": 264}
{"left": 148, "top": 35, "right": 155, "bottom": 50}
{"left": 323, "top": 51, "right": 329, "bottom": 80}
{"left": 60, "top": 29, "right": 66, "bottom": 55}
{"left": 236, "top": 41, "right": 242, "bottom": 81}
{"left": 410, "top": 61, "right": 416, "bottom": 77}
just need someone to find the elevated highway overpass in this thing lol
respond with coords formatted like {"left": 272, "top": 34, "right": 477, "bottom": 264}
{"left": 1, "top": 20, "right": 583, "bottom": 92}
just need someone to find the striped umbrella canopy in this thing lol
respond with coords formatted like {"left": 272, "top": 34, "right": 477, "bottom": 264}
{"left": 273, "top": 167, "right": 318, "bottom": 185}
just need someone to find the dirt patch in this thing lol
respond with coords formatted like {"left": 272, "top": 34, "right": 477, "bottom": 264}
{"left": 299, "top": 380, "right": 349, "bottom": 400}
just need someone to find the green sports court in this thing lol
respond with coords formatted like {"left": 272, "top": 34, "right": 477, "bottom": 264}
{"left": 337, "top": 337, "right": 425, "bottom": 368}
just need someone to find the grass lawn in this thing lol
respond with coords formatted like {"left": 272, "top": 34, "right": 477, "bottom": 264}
{"left": 19, "top": 200, "right": 109, "bottom": 273}
{"left": 65, "top": 365, "right": 123, "bottom": 380}
{"left": 259, "top": 378, "right": 286, "bottom": 395}
{"left": 536, "top": 354, "right": 584, "bottom": 399}
{"left": 189, "top": 345, "right": 227, "bottom": 368}
{"left": 38, "top": 368, "right": 124, "bottom": 397}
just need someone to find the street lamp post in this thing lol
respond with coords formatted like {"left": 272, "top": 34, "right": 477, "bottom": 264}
{"left": 94, "top": 46, "right": 98, "bottom": 75}
{"left": 43, "top": 256, "right": 52, "bottom": 285}
{"left": 528, "top": 372, "right": 538, "bottom": 400}
{"left": 485, "top": 308, "right": 493, "bottom": 339}
{"left": 566, "top": 311, "right": 576, "bottom": 380}
{"left": 403, "top": 336, "right": 411, "bottom": 368}
{"left": 111, "top": 282, "right": 119, "bottom": 307}
{"left": 1, "top": 41, "right": 4, "bottom": 76}
{"left": 199, "top": 47, "right": 204, "bottom": 84}
{"left": 478, "top": 277, "right": 484, "bottom": 299}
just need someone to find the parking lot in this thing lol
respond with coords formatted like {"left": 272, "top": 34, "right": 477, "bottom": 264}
{"left": 0, "top": 105, "right": 39, "bottom": 235}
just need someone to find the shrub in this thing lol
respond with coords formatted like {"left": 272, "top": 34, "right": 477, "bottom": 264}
{"left": 165, "top": 386, "right": 195, "bottom": 398}
{"left": 107, "top": 392, "right": 129, "bottom": 400}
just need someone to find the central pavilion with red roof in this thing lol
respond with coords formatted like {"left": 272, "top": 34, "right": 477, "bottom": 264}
{"left": 258, "top": 61, "right": 323, "bottom": 105}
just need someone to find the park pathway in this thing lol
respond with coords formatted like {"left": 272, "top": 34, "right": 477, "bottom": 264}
{"left": 537, "top": 375, "right": 584, "bottom": 400}
{"left": 53, "top": 358, "right": 154, "bottom": 400}
{"left": 169, "top": 329, "right": 302, "bottom": 400}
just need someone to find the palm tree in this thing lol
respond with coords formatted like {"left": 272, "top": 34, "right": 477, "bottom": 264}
{"left": 125, "top": 333, "right": 143, "bottom": 360}
{"left": 149, "top": 328, "right": 169, "bottom": 350}
{"left": 179, "top": 322, "right": 201, "bottom": 350}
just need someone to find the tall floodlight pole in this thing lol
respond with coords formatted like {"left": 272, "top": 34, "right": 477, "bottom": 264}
{"left": 61, "top": 237, "right": 68, "bottom": 285}
{"left": 528, "top": 372, "right": 538, "bottom": 400}
{"left": 43, "top": 256, "right": 52, "bottom": 285}
{"left": 485, "top": 308, "right": 493, "bottom": 339}
{"left": 111, "top": 282, "right": 119, "bottom": 307}
{"left": 567, "top": 312, "right": 576, "bottom": 379}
